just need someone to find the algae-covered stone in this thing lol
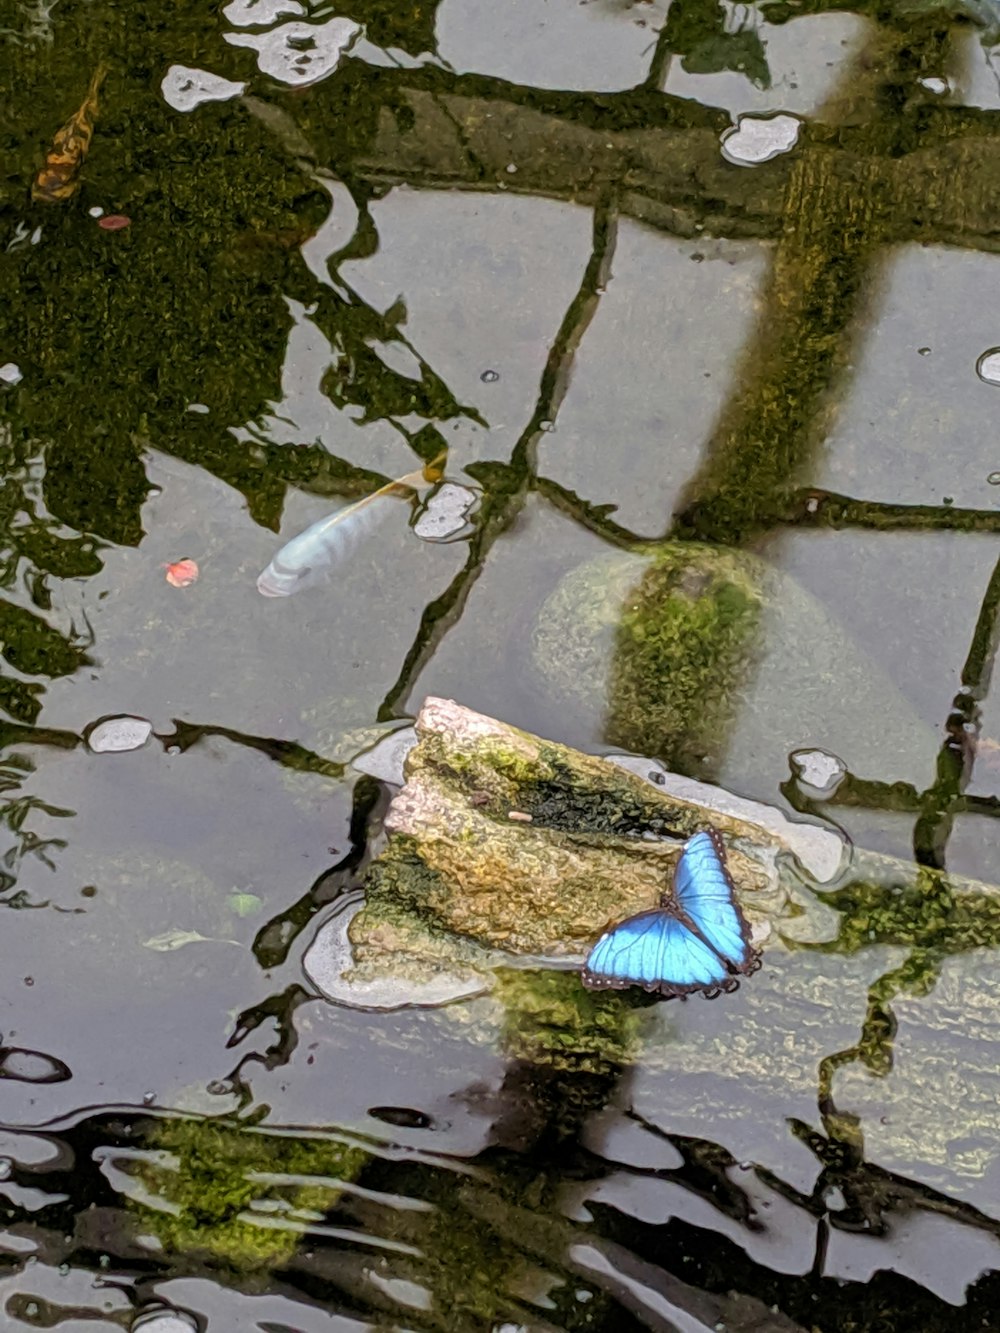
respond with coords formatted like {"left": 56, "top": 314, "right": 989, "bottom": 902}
{"left": 349, "top": 697, "right": 806, "bottom": 962}
{"left": 532, "top": 545, "right": 761, "bottom": 775}
{"left": 325, "top": 696, "right": 842, "bottom": 1023}
{"left": 531, "top": 542, "right": 930, "bottom": 789}
{"left": 132, "top": 1115, "right": 369, "bottom": 1269}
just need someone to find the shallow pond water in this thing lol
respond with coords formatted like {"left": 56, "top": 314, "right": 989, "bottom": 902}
{"left": 1, "top": 0, "right": 1000, "bottom": 1328}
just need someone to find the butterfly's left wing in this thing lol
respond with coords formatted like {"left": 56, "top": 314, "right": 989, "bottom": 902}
{"left": 671, "top": 829, "right": 758, "bottom": 974}
{"left": 582, "top": 909, "right": 733, "bottom": 997}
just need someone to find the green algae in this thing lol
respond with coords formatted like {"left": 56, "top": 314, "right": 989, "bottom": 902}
{"left": 134, "top": 1116, "right": 369, "bottom": 1270}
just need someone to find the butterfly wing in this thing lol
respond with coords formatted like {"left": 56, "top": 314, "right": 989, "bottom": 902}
{"left": 671, "top": 830, "right": 758, "bottom": 974}
{"left": 582, "top": 910, "right": 732, "bottom": 996}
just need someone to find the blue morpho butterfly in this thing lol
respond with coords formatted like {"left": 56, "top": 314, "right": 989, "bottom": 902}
{"left": 581, "top": 829, "right": 761, "bottom": 999}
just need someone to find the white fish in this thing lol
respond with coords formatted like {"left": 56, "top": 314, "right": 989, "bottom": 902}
{"left": 257, "top": 461, "right": 438, "bottom": 598}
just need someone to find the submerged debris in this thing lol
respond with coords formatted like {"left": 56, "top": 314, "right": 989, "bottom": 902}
{"left": 142, "top": 929, "right": 240, "bottom": 951}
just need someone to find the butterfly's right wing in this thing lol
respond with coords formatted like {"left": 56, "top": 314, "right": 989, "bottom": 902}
{"left": 672, "top": 830, "right": 758, "bottom": 974}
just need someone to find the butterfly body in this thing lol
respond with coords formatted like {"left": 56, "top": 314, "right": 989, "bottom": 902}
{"left": 581, "top": 829, "right": 760, "bottom": 999}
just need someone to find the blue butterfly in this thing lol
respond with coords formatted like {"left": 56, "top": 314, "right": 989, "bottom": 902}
{"left": 581, "top": 829, "right": 761, "bottom": 999}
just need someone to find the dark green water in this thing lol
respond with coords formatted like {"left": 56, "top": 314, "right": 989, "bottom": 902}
{"left": 2, "top": 0, "right": 1000, "bottom": 1328}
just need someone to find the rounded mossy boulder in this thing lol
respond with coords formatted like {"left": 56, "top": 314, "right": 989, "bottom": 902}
{"left": 532, "top": 544, "right": 762, "bottom": 775}
{"left": 531, "top": 541, "right": 929, "bottom": 788}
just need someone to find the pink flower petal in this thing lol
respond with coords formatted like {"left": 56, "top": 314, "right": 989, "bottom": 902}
{"left": 164, "top": 559, "right": 199, "bottom": 588}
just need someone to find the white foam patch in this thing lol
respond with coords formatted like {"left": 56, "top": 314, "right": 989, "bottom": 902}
{"left": 225, "top": 17, "right": 361, "bottom": 87}
{"left": 721, "top": 113, "right": 801, "bottom": 167}
{"left": 86, "top": 715, "right": 154, "bottom": 753}
{"left": 414, "top": 483, "right": 479, "bottom": 541}
{"left": 161, "top": 65, "right": 246, "bottom": 112}
{"left": 223, "top": 0, "right": 304, "bottom": 26}
{"left": 789, "top": 747, "right": 847, "bottom": 798}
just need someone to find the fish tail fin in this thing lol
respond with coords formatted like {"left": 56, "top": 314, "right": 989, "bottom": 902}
{"left": 422, "top": 448, "right": 448, "bottom": 484}
{"left": 88, "top": 62, "right": 110, "bottom": 101}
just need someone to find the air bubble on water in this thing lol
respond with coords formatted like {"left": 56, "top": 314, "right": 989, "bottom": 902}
{"left": 917, "top": 346, "right": 931, "bottom": 356}
{"left": 976, "top": 348, "right": 1000, "bottom": 385}
{"left": 480, "top": 369, "right": 500, "bottom": 383}
{"left": 789, "top": 747, "right": 846, "bottom": 798}
{"left": 0, "top": 1047, "right": 71, "bottom": 1084}
{"left": 988, "top": 472, "right": 1000, "bottom": 485}
{"left": 132, "top": 1305, "right": 199, "bottom": 1333}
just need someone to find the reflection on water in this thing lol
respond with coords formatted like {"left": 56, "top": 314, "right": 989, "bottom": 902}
{"left": 2, "top": 0, "right": 1000, "bottom": 1327}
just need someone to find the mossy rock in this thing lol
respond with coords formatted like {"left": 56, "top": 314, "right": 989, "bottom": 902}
{"left": 531, "top": 542, "right": 930, "bottom": 788}
{"left": 132, "top": 1115, "right": 369, "bottom": 1271}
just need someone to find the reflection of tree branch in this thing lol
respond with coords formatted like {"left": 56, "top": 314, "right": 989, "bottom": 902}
{"left": 376, "top": 197, "right": 620, "bottom": 721}
{"left": 776, "top": 487, "right": 1000, "bottom": 534}
{"left": 157, "top": 719, "right": 344, "bottom": 780}
{"left": 913, "top": 553, "right": 1000, "bottom": 868}
{"left": 643, "top": 22, "right": 673, "bottom": 92}
{"left": 672, "top": 147, "right": 893, "bottom": 543}
{"left": 760, "top": 1109, "right": 1000, "bottom": 1244}
{"left": 533, "top": 475, "right": 647, "bottom": 550}
{"left": 958, "top": 793, "right": 1000, "bottom": 816}
{"left": 336, "top": 63, "right": 1000, "bottom": 255}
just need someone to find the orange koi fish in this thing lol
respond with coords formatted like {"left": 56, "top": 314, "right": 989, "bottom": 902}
{"left": 32, "top": 63, "right": 108, "bottom": 203}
